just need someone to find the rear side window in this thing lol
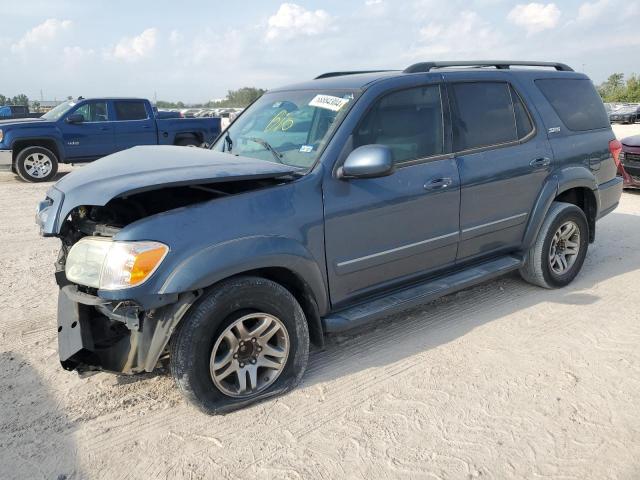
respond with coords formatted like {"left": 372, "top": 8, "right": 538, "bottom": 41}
{"left": 449, "top": 82, "right": 518, "bottom": 151}
{"left": 354, "top": 85, "right": 444, "bottom": 164}
{"left": 115, "top": 101, "right": 149, "bottom": 121}
{"left": 535, "top": 78, "right": 609, "bottom": 131}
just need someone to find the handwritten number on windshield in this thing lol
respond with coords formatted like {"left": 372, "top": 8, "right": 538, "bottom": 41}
{"left": 265, "top": 110, "right": 295, "bottom": 132}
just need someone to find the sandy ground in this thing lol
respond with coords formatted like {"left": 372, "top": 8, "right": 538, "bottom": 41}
{"left": 1, "top": 125, "right": 640, "bottom": 480}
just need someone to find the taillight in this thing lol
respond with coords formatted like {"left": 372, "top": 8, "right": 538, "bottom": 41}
{"left": 609, "top": 139, "right": 622, "bottom": 167}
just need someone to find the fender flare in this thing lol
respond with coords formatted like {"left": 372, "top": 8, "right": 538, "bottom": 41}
{"left": 10, "top": 135, "right": 65, "bottom": 162}
{"left": 158, "top": 235, "right": 329, "bottom": 314}
{"left": 522, "top": 167, "right": 598, "bottom": 250}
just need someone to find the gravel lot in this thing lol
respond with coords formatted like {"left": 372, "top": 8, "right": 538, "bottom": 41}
{"left": 1, "top": 125, "right": 639, "bottom": 480}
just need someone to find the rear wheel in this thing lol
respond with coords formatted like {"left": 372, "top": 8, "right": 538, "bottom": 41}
{"left": 15, "top": 146, "right": 58, "bottom": 182}
{"left": 520, "top": 202, "right": 589, "bottom": 289}
{"left": 170, "top": 276, "right": 309, "bottom": 414}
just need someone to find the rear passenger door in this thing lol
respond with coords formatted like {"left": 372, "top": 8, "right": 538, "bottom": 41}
{"left": 446, "top": 78, "right": 554, "bottom": 261}
{"left": 323, "top": 83, "right": 461, "bottom": 306}
{"left": 112, "top": 100, "right": 157, "bottom": 151}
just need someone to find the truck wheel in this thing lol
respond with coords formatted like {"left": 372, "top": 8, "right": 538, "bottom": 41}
{"left": 15, "top": 146, "right": 59, "bottom": 182}
{"left": 170, "top": 276, "right": 309, "bottom": 414}
{"left": 176, "top": 137, "right": 201, "bottom": 147}
{"left": 520, "top": 202, "right": 589, "bottom": 289}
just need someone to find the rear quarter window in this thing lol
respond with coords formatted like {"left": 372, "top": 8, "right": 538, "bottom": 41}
{"left": 535, "top": 78, "right": 609, "bottom": 131}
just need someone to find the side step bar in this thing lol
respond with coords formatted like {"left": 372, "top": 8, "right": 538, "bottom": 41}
{"left": 323, "top": 255, "right": 523, "bottom": 333}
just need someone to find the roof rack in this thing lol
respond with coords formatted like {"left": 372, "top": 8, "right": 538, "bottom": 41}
{"left": 403, "top": 61, "right": 574, "bottom": 73}
{"left": 314, "top": 70, "right": 395, "bottom": 80}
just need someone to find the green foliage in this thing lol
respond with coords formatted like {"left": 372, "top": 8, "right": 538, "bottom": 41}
{"left": 598, "top": 73, "right": 640, "bottom": 103}
{"left": 0, "top": 93, "right": 30, "bottom": 107}
{"left": 156, "top": 87, "right": 265, "bottom": 109}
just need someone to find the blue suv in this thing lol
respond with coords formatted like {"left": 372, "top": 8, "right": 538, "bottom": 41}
{"left": 37, "top": 61, "right": 623, "bottom": 413}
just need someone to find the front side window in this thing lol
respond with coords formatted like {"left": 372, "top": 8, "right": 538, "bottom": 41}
{"left": 354, "top": 85, "right": 444, "bottom": 164}
{"left": 115, "top": 101, "right": 149, "bottom": 121}
{"left": 211, "top": 89, "right": 356, "bottom": 168}
{"left": 450, "top": 82, "right": 518, "bottom": 151}
{"left": 73, "top": 101, "right": 109, "bottom": 122}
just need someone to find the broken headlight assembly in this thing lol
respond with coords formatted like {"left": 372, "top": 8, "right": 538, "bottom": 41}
{"left": 65, "top": 238, "right": 168, "bottom": 290}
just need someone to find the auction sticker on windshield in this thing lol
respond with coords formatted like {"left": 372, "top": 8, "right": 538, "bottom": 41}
{"left": 309, "top": 94, "right": 350, "bottom": 112}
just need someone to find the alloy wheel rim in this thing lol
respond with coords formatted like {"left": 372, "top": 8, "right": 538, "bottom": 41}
{"left": 549, "top": 220, "right": 580, "bottom": 275}
{"left": 210, "top": 313, "right": 290, "bottom": 398}
{"left": 23, "top": 153, "right": 53, "bottom": 178}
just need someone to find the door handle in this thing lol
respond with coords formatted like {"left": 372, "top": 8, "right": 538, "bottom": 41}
{"left": 530, "top": 157, "right": 551, "bottom": 168}
{"left": 424, "top": 177, "right": 453, "bottom": 190}
{"left": 100, "top": 126, "right": 110, "bottom": 131}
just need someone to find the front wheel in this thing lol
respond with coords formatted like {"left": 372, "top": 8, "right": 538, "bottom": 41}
{"left": 520, "top": 202, "right": 589, "bottom": 289}
{"left": 15, "top": 146, "right": 59, "bottom": 182}
{"left": 170, "top": 276, "right": 309, "bottom": 414}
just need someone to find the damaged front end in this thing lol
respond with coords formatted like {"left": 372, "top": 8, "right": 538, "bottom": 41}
{"left": 36, "top": 146, "right": 301, "bottom": 375}
{"left": 58, "top": 285, "right": 198, "bottom": 374}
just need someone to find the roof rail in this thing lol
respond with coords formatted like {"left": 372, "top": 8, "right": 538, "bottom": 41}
{"left": 314, "top": 70, "right": 395, "bottom": 80}
{"left": 403, "top": 61, "right": 574, "bottom": 73}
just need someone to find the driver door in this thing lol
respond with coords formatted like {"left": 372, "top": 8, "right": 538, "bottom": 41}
{"left": 323, "top": 84, "right": 461, "bottom": 306}
{"left": 63, "top": 101, "right": 115, "bottom": 160}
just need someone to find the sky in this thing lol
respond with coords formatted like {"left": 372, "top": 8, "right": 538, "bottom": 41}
{"left": 2, "top": 0, "right": 639, "bottom": 103}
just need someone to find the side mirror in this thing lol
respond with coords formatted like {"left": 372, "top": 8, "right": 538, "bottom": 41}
{"left": 66, "top": 113, "right": 85, "bottom": 124}
{"left": 338, "top": 144, "right": 395, "bottom": 179}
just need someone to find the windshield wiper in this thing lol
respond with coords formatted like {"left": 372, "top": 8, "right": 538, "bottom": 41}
{"left": 246, "top": 137, "right": 283, "bottom": 164}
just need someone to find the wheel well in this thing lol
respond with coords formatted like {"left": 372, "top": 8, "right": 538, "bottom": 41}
{"left": 555, "top": 187, "right": 597, "bottom": 242}
{"left": 12, "top": 139, "right": 60, "bottom": 164}
{"left": 241, "top": 267, "right": 325, "bottom": 347}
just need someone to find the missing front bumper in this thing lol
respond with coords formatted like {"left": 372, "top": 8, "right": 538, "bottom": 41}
{"left": 57, "top": 285, "right": 198, "bottom": 374}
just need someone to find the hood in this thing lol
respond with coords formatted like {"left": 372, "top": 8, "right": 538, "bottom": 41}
{"left": 0, "top": 117, "right": 49, "bottom": 126}
{"left": 622, "top": 135, "right": 640, "bottom": 148}
{"left": 37, "top": 145, "right": 301, "bottom": 235}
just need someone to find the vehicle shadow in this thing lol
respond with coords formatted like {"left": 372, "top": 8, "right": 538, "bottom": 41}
{"left": 0, "top": 352, "right": 82, "bottom": 480}
{"left": 301, "top": 210, "right": 640, "bottom": 388}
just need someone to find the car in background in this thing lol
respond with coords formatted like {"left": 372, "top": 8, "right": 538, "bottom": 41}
{"left": 618, "top": 135, "right": 640, "bottom": 188}
{"left": 0, "top": 97, "right": 221, "bottom": 182}
{"left": 0, "top": 105, "right": 43, "bottom": 120}
{"left": 609, "top": 104, "right": 639, "bottom": 124}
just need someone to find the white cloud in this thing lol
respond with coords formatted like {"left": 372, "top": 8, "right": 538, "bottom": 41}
{"left": 576, "top": 0, "right": 610, "bottom": 24}
{"left": 11, "top": 18, "right": 71, "bottom": 52}
{"left": 108, "top": 28, "right": 157, "bottom": 62}
{"left": 169, "top": 30, "right": 183, "bottom": 45}
{"left": 413, "top": 11, "right": 507, "bottom": 58}
{"left": 266, "top": 3, "right": 331, "bottom": 41}
{"left": 365, "top": 0, "right": 383, "bottom": 5}
{"left": 507, "top": 3, "right": 561, "bottom": 34}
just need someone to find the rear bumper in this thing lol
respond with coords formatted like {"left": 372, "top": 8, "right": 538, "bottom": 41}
{"left": 0, "top": 149, "right": 12, "bottom": 171}
{"left": 597, "top": 176, "right": 623, "bottom": 220}
{"left": 57, "top": 285, "right": 197, "bottom": 375}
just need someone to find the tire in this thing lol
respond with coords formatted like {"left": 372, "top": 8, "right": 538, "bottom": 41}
{"left": 15, "top": 146, "right": 59, "bottom": 182}
{"left": 520, "top": 202, "right": 589, "bottom": 289}
{"left": 175, "top": 136, "right": 201, "bottom": 147}
{"left": 170, "top": 276, "right": 310, "bottom": 414}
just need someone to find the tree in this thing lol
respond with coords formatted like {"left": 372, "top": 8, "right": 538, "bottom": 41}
{"left": 10, "top": 94, "right": 29, "bottom": 107}
{"left": 0, "top": 94, "right": 6, "bottom": 106}
{"left": 206, "top": 87, "right": 266, "bottom": 108}
{"left": 598, "top": 73, "right": 640, "bottom": 103}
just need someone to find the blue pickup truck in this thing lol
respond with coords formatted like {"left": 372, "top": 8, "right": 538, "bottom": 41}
{"left": 0, "top": 97, "right": 221, "bottom": 182}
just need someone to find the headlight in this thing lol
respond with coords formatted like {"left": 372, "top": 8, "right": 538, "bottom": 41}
{"left": 65, "top": 238, "right": 168, "bottom": 290}
{"left": 0, "top": 129, "right": 3, "bottom": 143}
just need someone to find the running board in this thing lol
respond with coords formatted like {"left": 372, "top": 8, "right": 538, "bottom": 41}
{"left": 323, "top": 255, "right": 523, "bottom": 333}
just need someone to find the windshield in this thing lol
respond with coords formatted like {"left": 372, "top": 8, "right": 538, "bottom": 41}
{"left": 211, "top": 89, "right": 357, "bottom": 168}
{"left": 41, "top": 101, "right": 77, "bottom": 120}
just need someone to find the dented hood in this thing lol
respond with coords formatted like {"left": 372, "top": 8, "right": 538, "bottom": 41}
{"left": 37, "top": 145, "right": 300, "bottom": 236}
